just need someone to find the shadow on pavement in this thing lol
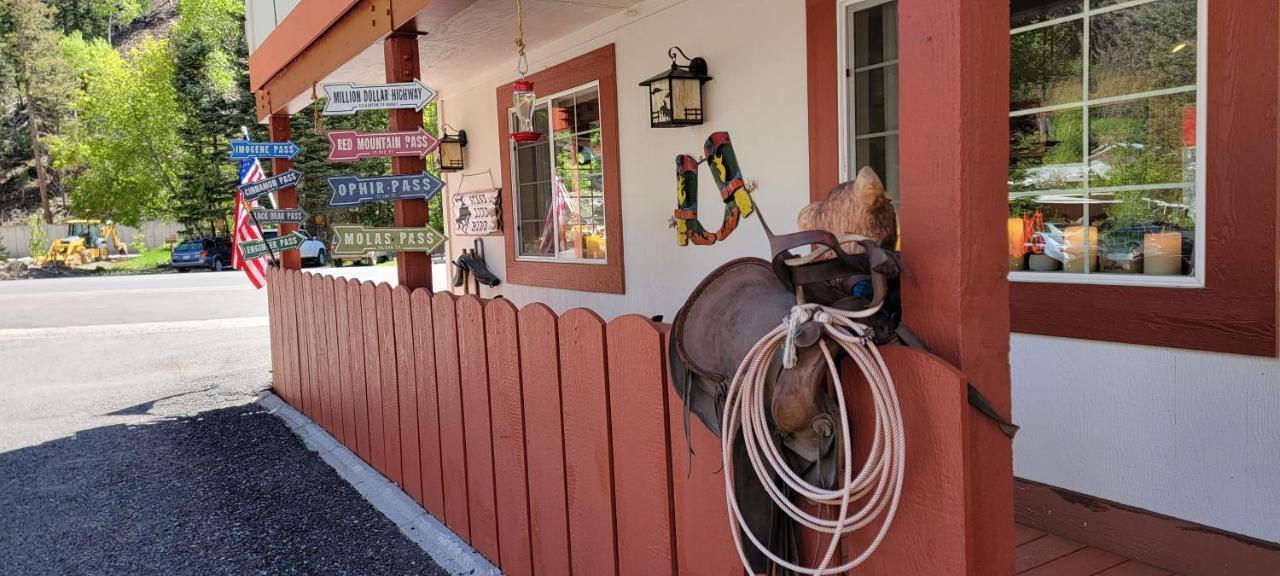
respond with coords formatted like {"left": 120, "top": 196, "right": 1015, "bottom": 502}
{"left": 0, "top": 403, "right": 444, "bottom": 576}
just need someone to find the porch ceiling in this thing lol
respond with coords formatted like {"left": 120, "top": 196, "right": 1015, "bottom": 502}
{"left": 323, "top": 0, "right": 644, "bottom": 95}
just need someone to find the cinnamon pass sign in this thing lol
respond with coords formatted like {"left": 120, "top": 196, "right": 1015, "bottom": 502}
{"left": 321, "top": 79, "right": 437, "bottom": 116}
{"left": 331, "top": 225, "right": 446, "bottom": 256}
{"left": 326, "top": 129, "right": 439, "bottom": 162}
{"left": 326, "top": 172, "right": 444, "bottom": 207}
{"left": 239, "top": 169, "right": 303, "bottom": 202}
{"left": 229, "top": 140, "right": 301, "bottom": 160}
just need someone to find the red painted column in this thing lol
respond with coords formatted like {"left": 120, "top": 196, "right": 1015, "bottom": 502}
{"left": 385, "top": 33, "right": 433, "bottom": 291}
{"left": 270, "top": 113, "right": 302, "bottom": 270}
{"left": 898, "top": 1, "right": 1013, "bottom": 575}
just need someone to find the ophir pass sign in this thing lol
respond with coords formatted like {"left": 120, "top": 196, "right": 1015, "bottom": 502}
{"left": 331, "top": 225, "right": 446, "bottom": 256}
{"left": 321, "top": 79, "right": 437, "bottom": 116}
{"left": 327, "top": 172, "right": 444, "bottom": 208}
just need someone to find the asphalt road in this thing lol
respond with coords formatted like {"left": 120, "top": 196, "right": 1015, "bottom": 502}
{"left": 0, "top": 267, "right": 445, "bottom": 575}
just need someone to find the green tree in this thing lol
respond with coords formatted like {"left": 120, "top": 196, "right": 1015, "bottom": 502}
{"left": 1, "top": 0, "right": 76, "bottom": 223}
{"left": 50, "top": 36, "right": 185, "bottom": 227}
{"left": 47, "top": 0, "right": 148, "bottom": 41}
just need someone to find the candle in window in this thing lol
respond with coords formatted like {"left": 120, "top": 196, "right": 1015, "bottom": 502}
{"left": 1062, "top": 225, "right": 1098, "bottom": 273}
{"left": 1143, "top": 231, "right": 1182, "bottom": 275}
{"left": 1008, "top": 217, "right": 1027, "bottom": 270}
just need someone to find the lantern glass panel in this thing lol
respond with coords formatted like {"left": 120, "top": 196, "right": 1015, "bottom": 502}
{"left": 671, "top": 77, "right": 703, "bottom": 123}
{"left": 439, "top": 140, "right": 463, "bottom": 170}
{"left": 648, "top": 77, "right": 673, "bottom": 125}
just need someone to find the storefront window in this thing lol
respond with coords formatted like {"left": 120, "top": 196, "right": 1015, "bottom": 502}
{"left": 842, "top": 0, "right": 899, "bottom": 202}
{"left": 1008, "top": 0, "right": 1201, "bottom": 282}
{"left": 510, "top": 83, "right": 607, "bottom": 262}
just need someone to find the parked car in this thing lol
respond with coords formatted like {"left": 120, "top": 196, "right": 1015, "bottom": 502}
{"left": 332, "top": 249, "right": 393, "bottom": 267}
{"left": 260, "top": 229, "right": 329, "bottom": 267}
{"left": 171, "top": 237, "right": 233, "bottom": 272}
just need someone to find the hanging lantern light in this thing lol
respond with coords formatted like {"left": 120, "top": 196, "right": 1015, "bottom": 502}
{"left": 509, "top": 0, "right": 542, "bottom": 142}
{"left": 438, "top": 127, "right": 467, "bottom": 172}
{"left": 639, "top": 46, "right": 712, "bottom": 128}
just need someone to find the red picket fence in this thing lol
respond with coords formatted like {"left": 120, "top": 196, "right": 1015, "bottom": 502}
{"left": 266, "top": 268, "right": 976, "bottom": 576}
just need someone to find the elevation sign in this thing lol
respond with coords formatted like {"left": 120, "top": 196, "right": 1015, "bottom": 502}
{"left": 326, "top": 128, "right": 440, "bottom": 162}
{"left": 238, "top": 231, "right": 308, "bottom": 261}
{"left": 331, "top": 225, "right": 446, "bottom": 256}
{"left": 238, "top": 169, "right": 302, "bottom": 202}
{"left": 321, "top": 79, "right": 436, "bottom": 116}
{"left": 229, "top": 140, "right": 301, "bottom": 160}
{"left": 327, "top": 172, "right": 443, "bottom": 207}
{"left": 250, "top": 207, "right": 310, "bottom": 225}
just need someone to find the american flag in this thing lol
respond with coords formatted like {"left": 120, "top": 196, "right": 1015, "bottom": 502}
{"left": 232, "top": 158, "right": 268, "bottom": 289}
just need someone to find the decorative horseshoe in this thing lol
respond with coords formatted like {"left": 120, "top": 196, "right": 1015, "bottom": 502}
{"left": 673, "top": 132, "right": 755, "bottom": 246}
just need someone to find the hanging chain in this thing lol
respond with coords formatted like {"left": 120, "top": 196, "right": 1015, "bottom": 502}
{"left": 311, "top": 83, "right": 323, "bottom": 135}
{"left": 514, "top": 0, "right": 529, "bottom": 76}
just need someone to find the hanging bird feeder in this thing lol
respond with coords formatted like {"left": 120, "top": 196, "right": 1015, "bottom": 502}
{"left": 509, "top": 0, "right": 542, "bottom": 142}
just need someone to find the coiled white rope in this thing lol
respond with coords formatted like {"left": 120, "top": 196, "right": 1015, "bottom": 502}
{"left": 721, "top": 303, "right": 906, "bottom": 575}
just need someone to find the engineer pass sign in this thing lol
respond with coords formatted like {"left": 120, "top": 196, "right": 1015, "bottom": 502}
{"left": 321, "top": 79, "right": 437, "bottom": 116}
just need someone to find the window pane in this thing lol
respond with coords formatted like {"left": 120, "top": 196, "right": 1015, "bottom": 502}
{"left": 553, "top": 131, "right": 606, "bottom": 262}
{"left": 575, "top": 88, "right": 601, "bottom": 134}
{"left": 1089, "top": 0, "right": 1197, "bottom": 99}
{"left": 852, "top": 2, "right": 897, "bottom": 68}
{"left": 854, "top": 134, "right": 899, "bottom": 201}
{"left": 1008, "top": 198, "right": 1090, "bottom": 273}
{"left": 1011, "top": 0, "right": 1081, "bottom": 28}
{"left": 854, "top": 64, "right": 898, "bottom": 135}
{"left": 1093, "top": 189, "right": 1194, "bottom": 276}
{"left": 1010, "top": 108, "right": 1085, "bottom": 191}
{"left": 1088, "top": 93, "right": 1195, "bottom": 188}
{"left": 1010, "top": 19, "right": 1084, "bottom": 111}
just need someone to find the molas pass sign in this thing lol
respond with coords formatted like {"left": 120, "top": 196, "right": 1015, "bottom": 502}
{"left": 250, "top": 207, "right": 310, "bottom": 225}
{"left": 238, "top": 231, "right": 308, "bottom": 261}
{"left": 321, "top": 79, "right": 436, "bottom": 116}
{"left": 327, "top": 172, "right": 444, "bottom": 207}
{"left": 326, "top": 129, "right": 440, "bottom": 162}
{"left": 238, "top": 169, "right": 303, "bottom": 202}
{"left": 331, "top": 225, "right": 446, "bottom": 256}
{"left": 229, "top": 140, "right": 301, "bottom": 160}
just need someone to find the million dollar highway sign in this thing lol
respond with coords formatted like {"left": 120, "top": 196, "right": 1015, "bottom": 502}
{"left": 321, "top": 79, "right": 437, "bottom": 116}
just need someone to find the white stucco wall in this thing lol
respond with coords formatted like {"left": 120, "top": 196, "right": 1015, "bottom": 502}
{"left": 434, "top": 0, "right": 809, "bottom": 322}
{"left": 1012, "top": 334, "right": 1280, "bottom": 541}
{"left": 244, "top": 0, "right": 299, "bottom": 52}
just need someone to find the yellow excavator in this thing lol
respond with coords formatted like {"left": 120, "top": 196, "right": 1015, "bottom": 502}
{"left": 37, "top": 219, "right": 129, "bottom": 267}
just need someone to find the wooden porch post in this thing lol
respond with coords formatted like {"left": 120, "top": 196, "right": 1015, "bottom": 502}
{"left": 270, "top": 113, "right": 302, "bottom": 270}
{"left": 385, "top": 33, "right": 433, "bottom": 291}
{"left": 897, "top": 0, "right": 1014, "bottom": 575}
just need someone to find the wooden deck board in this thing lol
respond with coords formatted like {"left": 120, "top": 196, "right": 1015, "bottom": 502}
{"left": 1015, "top": 524, "right": 1177, "bottom": 576}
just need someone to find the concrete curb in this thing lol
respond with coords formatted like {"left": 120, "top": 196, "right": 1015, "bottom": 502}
{"left": 258, "top": 391, "right": 502, "bottom": 576}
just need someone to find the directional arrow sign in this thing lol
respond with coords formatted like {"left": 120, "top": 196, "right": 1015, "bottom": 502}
{"left": 229, "top": 140, "right": 302, "bottom": 160}
{"left": 321, "top": 79, "right": 436, "bottom": 116}
{"left": 331, "top": 225, "right": 446, "bottom": 256}
{"left": 238, "top": 231, "right": 308, "bottom": 261}
{"left": 238, "top": 169, "right": 303, "bottom": 202}
{"left": 327, "top": 172, "right": 443, "bottom": 207}
{"left": 326, "top": 128, "right": 440, "bottom": 162}
{"left": 250, "top": 207, "right": 310, "bottom": 225}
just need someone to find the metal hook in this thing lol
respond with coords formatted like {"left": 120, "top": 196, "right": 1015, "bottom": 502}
{"left": 668, "top": 45, "right": 693, "bottom": 64}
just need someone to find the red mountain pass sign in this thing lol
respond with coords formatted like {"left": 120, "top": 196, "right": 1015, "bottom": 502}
{"left": 326, "top": 129, "right": 439, "bottom": 162}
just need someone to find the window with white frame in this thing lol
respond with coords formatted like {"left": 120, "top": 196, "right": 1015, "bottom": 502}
{"left": 841, "top": 0, "right": 899, "bottom": 202}
{"left": 1008, "top": 0, "right": 1202, "bottom": 283}
{"left": 509, "top": 83, "right": 607, "bottom": 262}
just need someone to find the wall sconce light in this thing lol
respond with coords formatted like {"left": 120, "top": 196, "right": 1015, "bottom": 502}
{"left": 639, "top": 46, "right": 712, "bottom": 128}
{"left": 438, "top": 126, "right": 467, "bottom": 172}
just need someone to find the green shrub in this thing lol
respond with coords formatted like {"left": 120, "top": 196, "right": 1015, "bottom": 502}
{"left": 28, "top": 215, "right": 48, "bottom": 258}
{"left": 130, "top": 233, "right": 148, "bottom": 254}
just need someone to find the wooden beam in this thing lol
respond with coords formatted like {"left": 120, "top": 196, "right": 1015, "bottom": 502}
{"left": 385, "top": 33, "right": 432, "bottom": 290}
{"left": 897, "top": 0, "right": 1013, "bottom": 574}
{"left": 269, "top": 113, "right": 302, "bottom": 270}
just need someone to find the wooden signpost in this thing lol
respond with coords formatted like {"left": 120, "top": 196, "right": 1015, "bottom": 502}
{"left": 326, "top": 129, "right": 439, "bottom": 162}
{"left": 251, "top": 207, "right": 310, "bottom": 225}
{"left": 229, "top": 139, "right": 302, "bottom": 160}
{"left": 321, "top": 79, "right": 436, "bottom": 116}
{"left": 451, "top": 188, "right": 501, "bottom": 236}
{"left": 331, "top": 224, "right": 446, "bottom": 256}
{"left": 239, "top": 169, "right": 303, "bottom": 202}
{"left": 327, "top": 172, "right": 444, "bottom": 207}
{"left": 238, "top": 231, "right": 308, "bottom": 261}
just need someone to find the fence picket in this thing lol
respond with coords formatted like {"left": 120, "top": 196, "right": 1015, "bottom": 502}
{"left": 559, "top": 309, "right": 618, "bottom": 576}
{"left": 333, "top": 278, "right": 357, "bottom": 451}
{"left": 361, "top": 281, "right": 387, "bottom": 473}
{"left": 485, "top": 299, "right": 533, "bottom": 576}
{"left": 393, "top": 286, "right": 423, "bottom": 504}
{"left": 283, "top": 271, "right": 301, "bottom": 407}
{"left": 298, "top": 273, "right": 318, "bottom": 422}
{"left": 347, "top": 278, "right": 372, "bottom": 463}
{"left": 606, "top": 316, "right": 675, "bottom": 576}
{"left": 321, "top": 276, "right": 344, "bottom": 442}
{"left": 375, "top": 283, "right": 403, "bottom": 486}
{"left": 517, "top": 304, "right": 571, "bottom": 576}
{"left": 410, "top": 289, "right": 445, "bottom": 516}
{"left": 432, "top": 292, "right": 471, "bottom": 539}
{"left": 458, "top": 296, "right": 500, "bottom": 564}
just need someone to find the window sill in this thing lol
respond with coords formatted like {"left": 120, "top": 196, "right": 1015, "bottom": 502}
{"left": 1009, "top": 271, "right": 1204, "bottom": 289}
